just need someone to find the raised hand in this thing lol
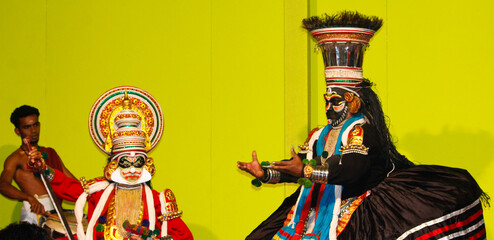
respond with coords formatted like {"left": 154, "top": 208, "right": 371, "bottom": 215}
{"left": 271, "top": 148, "right": 303, "bottom": 177}
{"left": 23, "top": 137, "right": 44, "bottom": 171}
{"left": 237, "top": 151, "right": 265, "bottom": 179}
{"left": 26, "top": 146, "right": 45, "bottom": 171}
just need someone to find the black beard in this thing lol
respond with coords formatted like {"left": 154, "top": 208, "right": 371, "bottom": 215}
{"left": 329, "top": 106, "right": 348, "bottom": 127}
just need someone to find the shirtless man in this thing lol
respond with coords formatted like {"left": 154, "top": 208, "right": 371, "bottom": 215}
{"left": 0, "top": 105, "right": 75, "bottom": 224}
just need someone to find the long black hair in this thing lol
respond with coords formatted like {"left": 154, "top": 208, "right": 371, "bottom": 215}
{"left": 358, "top": 79, "right": 415, "bottom": 171}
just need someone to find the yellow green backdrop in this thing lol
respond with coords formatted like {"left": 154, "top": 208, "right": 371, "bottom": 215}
{"left": 0, "top": 0, "right": 492, "bottom": 239}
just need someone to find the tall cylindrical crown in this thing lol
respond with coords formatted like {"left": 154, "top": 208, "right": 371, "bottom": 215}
{"left": 303, "top": 11, "right": 383, "bottom": 88}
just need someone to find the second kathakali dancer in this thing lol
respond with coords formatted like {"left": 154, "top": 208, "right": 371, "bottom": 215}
{"left": 28, "top": 86, "right": 193, "bottom": 240}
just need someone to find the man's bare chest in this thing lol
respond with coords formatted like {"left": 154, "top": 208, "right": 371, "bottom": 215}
{"left": 13, "top": 157, "right": 46, "bottom": 193}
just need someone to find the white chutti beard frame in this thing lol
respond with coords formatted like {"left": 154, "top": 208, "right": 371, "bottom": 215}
{"left": 111, "top": 168, "right": 152, "bottom": 185}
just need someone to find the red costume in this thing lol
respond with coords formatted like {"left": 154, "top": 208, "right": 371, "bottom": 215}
{"left": 39, "top": 87, "right": 193, "bottom": 240}
{"left": 49, "top": 168, "right": 192, "bottom": 240}
{"left": 42, "top": 147, "right": 64, "bottom": 172}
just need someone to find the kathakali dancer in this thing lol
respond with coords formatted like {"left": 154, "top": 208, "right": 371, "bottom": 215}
{"left": 238, "top": 11, "right": 488, "bottom": 240}
{"left": 29, "top": 86, "right": 193, "bottom": 240}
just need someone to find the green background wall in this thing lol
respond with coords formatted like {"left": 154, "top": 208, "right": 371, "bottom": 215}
{"left": 0, "top": 0, "right": 492, "bottom": 239}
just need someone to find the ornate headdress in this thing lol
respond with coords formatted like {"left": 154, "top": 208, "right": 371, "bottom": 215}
{"left": 89, "top": 86, "right": 164, "bottom": 155}
{"left": 88, "top": 86, "right": 164, "bottom": 181}
{"left": 303, "top": 11, "right": 383, "bottom": 91}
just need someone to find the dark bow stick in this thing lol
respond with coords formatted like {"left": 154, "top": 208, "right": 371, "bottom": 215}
{"left": 24, "top": 138, "right": 75, "bottom": 240}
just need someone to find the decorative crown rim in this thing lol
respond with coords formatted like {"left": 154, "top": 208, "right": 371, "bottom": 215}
{"left": 88, "top": 86, "right": 164, "bottom": 155}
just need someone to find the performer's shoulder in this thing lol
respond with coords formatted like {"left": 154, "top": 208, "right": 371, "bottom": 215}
{"left": 84, "top": 176, "right": 108, "bottom": 186}
{"left": 298, "top": 126, "right": 326, "bottom": 152}
{"left": 355, "top": 122, "right": 377, "bottom": 135}
{"left": 309, "top": 126, "right": 325, "bottom": 135}
{"left": 348, "top": 122, "right": 381, "bottom": 147}
{"left": 4, "top": 149, "right": 24, "bottom": 166}
{"left": 160, "top": 188, "right": 179, "bottom": 202}
{"left": 306, "top": 126, "right": 326, "bottom": 141}
{"left": 157, "top": 188, "right": 184, "bottom": 221}
{"left": 78, "top": 176, "right": 110, "bottom": 195}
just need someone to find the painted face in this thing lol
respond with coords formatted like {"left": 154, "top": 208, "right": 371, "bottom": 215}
{"left": 16, "top": 115, "right": 41, "bottom": 146}
{"left": 117, "top": 152, "right": 146, "bottom": 183}
{"left": 325, "top": 88, "right": 350, "bottom": 127}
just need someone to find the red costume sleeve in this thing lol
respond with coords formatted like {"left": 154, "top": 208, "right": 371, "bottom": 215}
{"left": 152, "top": 190, "right": 193, "bottom": 240}
{"left": 50, "top": 168, "right": 83, "bottom": 202}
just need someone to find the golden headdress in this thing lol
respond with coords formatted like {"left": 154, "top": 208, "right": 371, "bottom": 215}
{"left": 89, "top": 86, "right": 164, "bottom": 155}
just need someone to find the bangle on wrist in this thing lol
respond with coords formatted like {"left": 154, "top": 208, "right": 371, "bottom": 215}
{"left": 252, "top": 168, "right": 281, "bottom": 187}
{"left": 266, "top": 169, "right": 281, "bottom": 184}
{"left": 261, "top": 169, "right": 281, "bottom": 184}
{"left": 311, "top": 165, "right": 329, "bottom": 184}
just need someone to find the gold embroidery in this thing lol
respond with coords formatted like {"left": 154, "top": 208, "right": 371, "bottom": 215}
{"left": 340, "top": 125, "right": 369, "bottom": 155}
{"left": 79, "top": 177, "right": 89, "bottom": 194}
{"left": 104, "top": 186, "right": 144, "bottom": 240}
{"left": 158, "top": 189, "right": 183, "bottom": 222}
{"left": 337, "top": 190, "right": 371, "bottom": 235}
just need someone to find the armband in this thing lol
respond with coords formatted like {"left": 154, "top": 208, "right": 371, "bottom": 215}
{"left": 158, "top": 189, "right": 183, "bottom": 222}
{"left": 158, "top": 210, "right": 183, "bottom": 221}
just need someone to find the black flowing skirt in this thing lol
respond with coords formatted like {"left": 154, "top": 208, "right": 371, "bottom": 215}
{"left": 247, "top": 165, "right": 487, "bottom": 240}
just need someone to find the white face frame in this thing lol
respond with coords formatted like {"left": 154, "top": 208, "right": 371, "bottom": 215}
{"left": 110, "top": 151, "right": 152, "bottom": 185}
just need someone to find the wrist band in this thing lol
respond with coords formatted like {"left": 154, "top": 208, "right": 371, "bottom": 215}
{"left": 263, "top": 169, "right": 281, "bottom": 184}
{"left": 310, "top": 165, "right": 329, "bottom": 184}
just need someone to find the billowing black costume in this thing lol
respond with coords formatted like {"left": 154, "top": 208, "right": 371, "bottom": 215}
{"left": 244, "top": 11, "right": 488, "bottom": 240}
{"left": 247, "top": 123, "right": 486, "bottom": 239}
